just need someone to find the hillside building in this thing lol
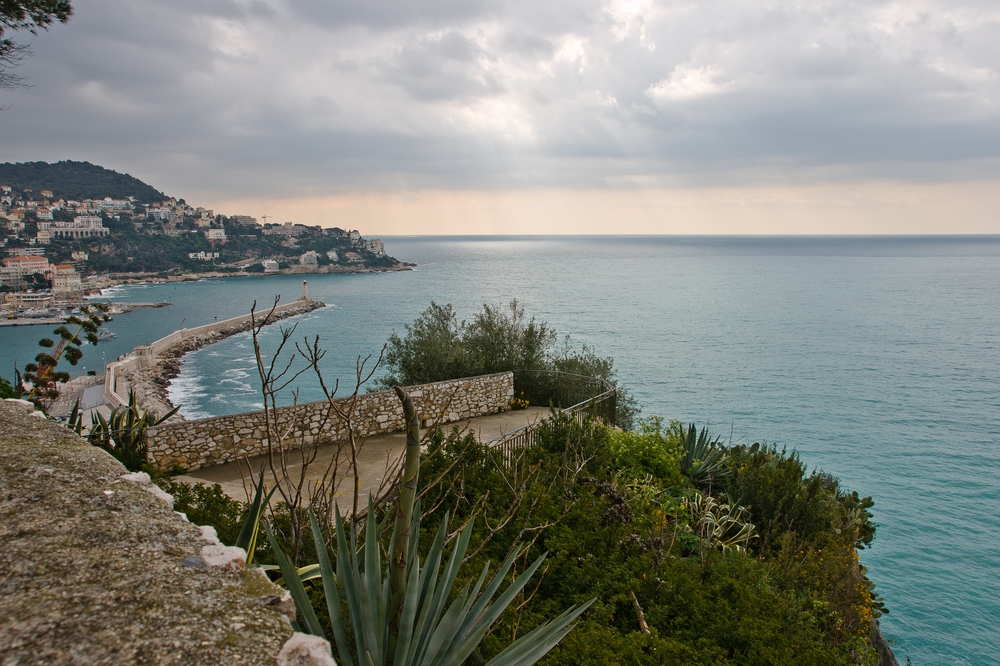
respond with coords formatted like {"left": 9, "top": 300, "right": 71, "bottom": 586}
{"left": 6, "top": 248, "right": 46, "bottom": 257}
{"left": 52, "top": 264, "right": 83, "bottom": 297}
{"left": 3, "top": 291, "right": 55, "bottom": 308}
{"left": 1, "top": 256, "right": 52, "bottom": 285}
{"left": 39, "top": 216, "right": 110, "bottom": 240}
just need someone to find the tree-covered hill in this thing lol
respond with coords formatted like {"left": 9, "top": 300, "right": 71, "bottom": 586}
{"left": 0, "top": 161, "right": 166, "bottom": 203}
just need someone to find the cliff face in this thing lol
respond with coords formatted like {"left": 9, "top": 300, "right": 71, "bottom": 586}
{"left": 0, "top": 400, "right": 295, "bottom": 664}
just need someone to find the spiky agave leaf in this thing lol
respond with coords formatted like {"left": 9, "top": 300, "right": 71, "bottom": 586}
{"left": 680, "top": 424, "right": 731, "bottom": 488}
{"left": 66, "top": 398, "right": 84, "bottom": 435}
{"left": 274, "top": 500, "right": 593, "bottom": 666}
{"left": 235, "top": 466, "right": 277, "bottom": 566}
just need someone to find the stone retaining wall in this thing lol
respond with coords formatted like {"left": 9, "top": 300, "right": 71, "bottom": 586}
{"left": 146, "top": 372, "right": 514, "bottom": 472}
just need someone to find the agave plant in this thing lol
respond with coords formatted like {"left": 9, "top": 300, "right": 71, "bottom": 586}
{"left": 683, "top": 492, "right": 757, "bottom": 562}
{"left": 679, "top": 424, "right": 731, "bottom": 489}
{"left": 264, "top": 386, "right": 593, "bottom": 666}
{"left": 88, "top": 389, "right": 179, "bottom": 471}
{"left": 236, "top": 466, "right": 277, "bottom": 567}
{"left": 267, "top": 504, "right": 592, "bottom": 666}
{"left": 66, "top": 397, "right": 85, "bottom": 435}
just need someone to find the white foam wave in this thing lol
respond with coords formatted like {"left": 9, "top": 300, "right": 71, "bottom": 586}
{"left": 219, "top": 379, "right": 253, "bottom": 391}
{"left": 167, "top": 369, "right": 214, "bottom": 420}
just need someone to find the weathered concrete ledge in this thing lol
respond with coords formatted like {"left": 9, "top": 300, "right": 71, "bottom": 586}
{"left": 0, "top": 400, "right": 296, "bottom": 664}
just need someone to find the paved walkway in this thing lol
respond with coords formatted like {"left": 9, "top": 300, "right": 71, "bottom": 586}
{"left": 174, "top": 407, "right": 551, "bottom": 504}
{"left": 48, "top": 375, "right": 114, "bottom": 423}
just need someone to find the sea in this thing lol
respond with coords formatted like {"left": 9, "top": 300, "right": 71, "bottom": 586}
{"left": 2, "top": 235, "right": 998, "bottom": 665}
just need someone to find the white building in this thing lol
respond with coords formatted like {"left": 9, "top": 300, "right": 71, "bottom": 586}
{"left": 148, "top": 208, "right": 176, "bottom": 222}
{"left": 299, "top": 251, "right": 318, "bottom": 266}
{"left": 52, "top": 264, "right": 83, "bottom": 297}
{"left": 326, "top": 250, "right": 339, "bottom": 262}
{"left": 262, "top": 259, "right": 279, "bottom": 274}
{"left": 47, "top": 216, "right": 109, "bottom": 239}
{"left": 6, "top": 247, "right": 45, "bottom": 257}
{"left": 188, "top": 251, "right": 220, "bottom": 260}
{"left": 205, "top": 228, "right": 227, "bottom": 241}
{"left": 3, "top": 291, "right": 55, "bottom": 308}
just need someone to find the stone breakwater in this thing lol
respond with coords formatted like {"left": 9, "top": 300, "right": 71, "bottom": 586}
{"left": 107, "top": 298, "right": 324, "bottom": 421}
{"left": 146, "top": 372, "right": 514, "bottom": 472}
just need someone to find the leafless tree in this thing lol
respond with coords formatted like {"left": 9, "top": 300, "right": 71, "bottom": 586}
{"left": 239, "top": 297, "right": 398, "bottom": 561}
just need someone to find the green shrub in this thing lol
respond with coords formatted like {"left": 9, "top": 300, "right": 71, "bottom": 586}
{"left": 162, "top": 479, "right": 246, "bottom": 546}
{"left": 0, "top": 373, "right": 19, "bottom": 399}
{"left": 375, "top": 301, "right": 639, "bottom": 428}
{"left": 607, "top": 417, "right": 684, "bottom": 485}
{"left": 412, "top": 415, "right": 881, "bottom": 665}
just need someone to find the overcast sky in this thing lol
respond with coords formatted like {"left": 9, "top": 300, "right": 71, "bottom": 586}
{"left": 2, "top": 0, "right": 999, "bottom": 233}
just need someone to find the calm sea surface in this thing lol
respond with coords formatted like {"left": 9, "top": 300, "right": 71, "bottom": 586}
{"left": 3, "top": 235, "right": 999, "bottom": 664}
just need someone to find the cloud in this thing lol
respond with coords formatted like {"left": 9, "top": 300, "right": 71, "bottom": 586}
{"left": 0, "top": 0, "right": 997, "bottom": 203}
{"left": 646, "top": 63, "right": 733, "bottom": 101}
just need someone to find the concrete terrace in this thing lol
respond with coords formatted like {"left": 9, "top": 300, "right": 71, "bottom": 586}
{"left": 174, "top": 406, "right": 551, "bottom": 504}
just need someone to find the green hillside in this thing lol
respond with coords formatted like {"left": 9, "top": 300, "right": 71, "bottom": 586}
{"left": 0, "top": 161, "right": 166, "bottom": 203}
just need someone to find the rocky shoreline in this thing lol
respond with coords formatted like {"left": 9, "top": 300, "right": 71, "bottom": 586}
{"left": 122, "top": 298, "right": 325, "bottom": 421}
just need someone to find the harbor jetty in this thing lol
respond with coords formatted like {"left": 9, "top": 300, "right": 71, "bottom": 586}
{"left": 104, "top": 282, "right": 323, "bottom": 420}
{"left": 0, "top": 301, "right": 173, "bottom": 327}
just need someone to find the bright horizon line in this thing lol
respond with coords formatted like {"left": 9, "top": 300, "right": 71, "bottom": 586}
{"left": 206, "top": 181, "right": 1000, "bottom": 236}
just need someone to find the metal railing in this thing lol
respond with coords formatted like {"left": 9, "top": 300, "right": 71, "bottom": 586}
{"left": 490, "top": 370, "right": 616, "bottom": 464}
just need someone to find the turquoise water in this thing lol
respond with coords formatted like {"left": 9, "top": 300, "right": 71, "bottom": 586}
{"left": 3, "top": 235, "right": 999, "bottom": 664}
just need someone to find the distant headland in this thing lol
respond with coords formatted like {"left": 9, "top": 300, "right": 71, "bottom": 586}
{"left": 0, "top": 160, "right": 410, "bottom": 315}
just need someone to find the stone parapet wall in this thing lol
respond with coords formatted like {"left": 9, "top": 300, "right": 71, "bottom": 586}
{"left": 146, "top": 372, "right": 515, "bottom": 472}
{"left": 0, "top": 400, "right": 295, "bottom": 663}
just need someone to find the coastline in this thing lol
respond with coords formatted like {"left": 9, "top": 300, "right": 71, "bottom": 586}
{"left": 1, "top": 263, "right": 411, "bottom": 326}
{"left": 86, "top": 261, "right": 414, "bottom": 293}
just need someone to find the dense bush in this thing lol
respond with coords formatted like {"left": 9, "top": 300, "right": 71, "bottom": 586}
{"left": 162, "top": 479, "right": 247, "bottom": 546}
{"left": 408, "top": 414, "right": 881, "bottom": 665}
{"left": 376, "top": 300, "right": 640, "bottom": 428}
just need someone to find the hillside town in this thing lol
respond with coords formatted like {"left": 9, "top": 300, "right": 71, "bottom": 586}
{"left": 0, "top": 186, "right": 398, "bottom": 319}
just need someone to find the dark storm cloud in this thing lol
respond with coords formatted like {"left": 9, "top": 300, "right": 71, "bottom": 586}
{"left": 1, "top": 0, "right": 998, "bottom": 198}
